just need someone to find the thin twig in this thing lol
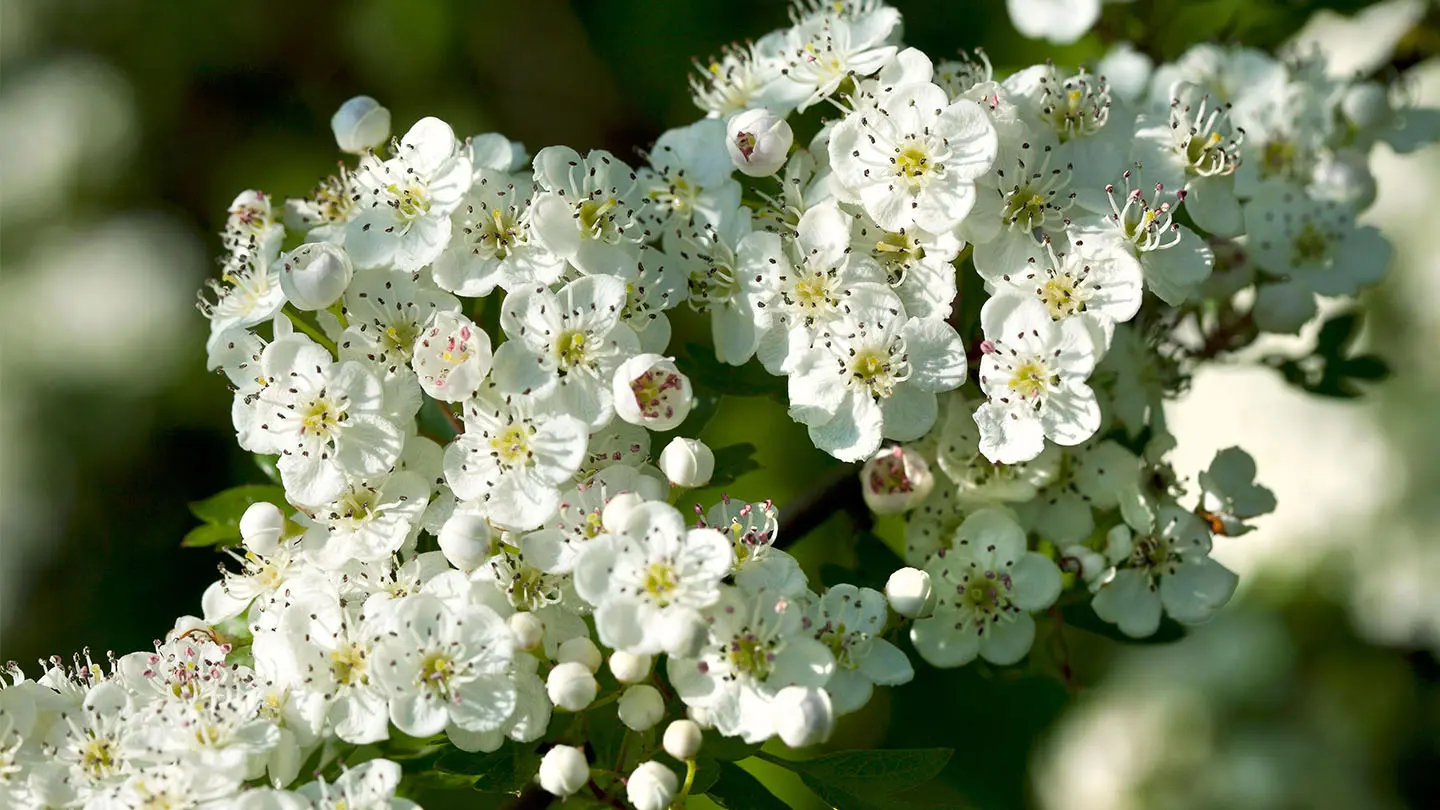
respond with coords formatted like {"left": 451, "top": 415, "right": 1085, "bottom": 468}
{"left": 502, "top": 785, "right": 555, "bottom": 810}
{"left": 774, "top": 463, "right": 867, "bottom": 550}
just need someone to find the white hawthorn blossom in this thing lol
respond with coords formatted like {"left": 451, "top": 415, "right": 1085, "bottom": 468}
{"left": 973, "top": 295, "right": 1103, "bottom": 464}
{"left": 573, "top": 502, "right": 734, "bottom": 656}
{"left": 347, "top": 117, "right": 473, "bottom": 271}
{"left": 829, "top": 81, "right": 998, "bottom": 234}
{"left": 910, "top": 508, "right": 1062, "bottom": 667}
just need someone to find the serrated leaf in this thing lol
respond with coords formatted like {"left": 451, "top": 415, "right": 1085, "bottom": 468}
{"left": 180, "top": 523, "right": 241, "bottom": 548}
{"left": 1061, "top": 601, "right": 1187, "bottom": 644}
{"left": 188, "top": 485, "right": 288, "bottom": 527}
{"left": 771, "top": 748, "right": 952, "bottom": 799}
{"left": 709, "top": 443, "right": 762, "bottom": 487}
{"left": 707, "top": 760, "right": 793, "bottom": 810}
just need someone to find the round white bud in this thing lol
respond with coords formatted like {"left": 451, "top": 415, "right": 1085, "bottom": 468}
{"left": 658, "top": 438, "right": 715, "bottom": 489}
{"left": 508, "top": 612, "right": 545, "bottom": 651}
{"left": 626, "top": 761, "right": 678, "bottom": 810}
{"left": 861, "top": 445, "right": 935, "bottom": 515}
{"left": 1310, "top": 149, "right": 1377, "bottom": 211}
{"left": 239, "top": 502, "right": 286, "bottom": 556}
{"left": 613, "top": 354, "right": 693, "bottom": 431}
{"left": 662, "top": 719, "right": 703, "bottom": 761}
{"left": 601, "top": 491, "right": 646, "bottom": 532}
{"left": 537, "top": 744, "right": 589, "bottom": 798}
{"left": 278, "top": 242, "right": 353, "bottom": 311}
{"left": 1341, "top": 82, "right": 1392, "bottom": 131}
{"left": 608, "top": 650, "right": 652, "bottom": 684}
{"left": 331, "top": 95, "right": 391, "bottom": 154}
{"left": 545, "top": 662, "right": 598, "bottom": 712}
{"left": 885, "top": 567, "right": 935, "bottom": 619}
{"left": 659, "top": 610, "right": 710, "bottom": 659}
{"left": 438, "top": 512, "right": 492, "bottom": 572}
{"left": 773, "top": 685, "right": 835, "bottom": 749}
{"left": 725, "top": 108, "right": 793, "bottom": 178}
{"left": 555, "top": 637, "right": 602, "bottom": 673}
{"left": 618, "top": 684, "right": 666, "bottom": 731}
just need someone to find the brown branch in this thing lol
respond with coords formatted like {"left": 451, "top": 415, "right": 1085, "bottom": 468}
{"left": 774, "top": 463, "right": 868, "bottom": 550}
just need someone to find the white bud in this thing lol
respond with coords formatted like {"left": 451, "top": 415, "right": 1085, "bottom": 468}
{"left": 861, "top": 446, "right": 935, "bottom": 515}
{"left": 608, "top": 650, "right": 652, "bottom": 684}
{"left": 626, "top": 761, "right": 678, "bottom": 810}
{"left": 239, "top": 502, "right": 286, "bottom": 556}
{"left": 331, "top": 95, "right": 391, "bottom": 154}
{"left": 1341, "top": 82, "right": 1392, "bottom": 131}
{"left": 438, "top": 512, "right": 492, "bottom": 571}
{"left": 685, "top": 705, "right": 714, "bottom": 730}
{"left": 885, "top": 567, "right": 935, "bottom": 619}
{"left": 662, "top": 719, "right": 703, "bottom": 760}
{"left": 602, "top": 491, "right": 646, "bottom": 533}
{"left": 1310, "top": 149, "right": 1377, "bottom": 211}
{"left": 556, "top": 637, "right": 602, "bottom": 673}
{"left": 618, "top": 685, "right": 666, "bottom": 731}
{"left": 537, "top": 744, "right": 589, "bottom": 797}
{"left": 658, "top": 438, "right": 714, "bottom": 489}
{"left": 773, "top": 685, "right": 834, "bottom": 748}
{"left": 546, "top": 662, "right": 598, "bottom": 712}
{"left": 613, "top": 354, "right": 693, "bottom": 431}
{"left": 659, "top": 610, "right": 709, "bottom": 659}
{"left": 508, "top": 613, "right": 544, "bottom": 651}
{"left": 278, "top": 242, "right": 353, "bottom": 311}
{"left": 725, "top": 108, "right": 793, "bottom": 177}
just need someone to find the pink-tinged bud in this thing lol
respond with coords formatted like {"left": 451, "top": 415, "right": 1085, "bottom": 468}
{"left": 725, "top": 108, "right": 793, "bottom": 177}
{"left": 861, "top": 445, "right": 935, "bottom": 515}
{"left": 613, "top": 354, "right": 693, "bottom": 431}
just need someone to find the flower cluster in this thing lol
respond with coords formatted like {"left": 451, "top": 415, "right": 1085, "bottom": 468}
{"left": 5, "top": 1, "right": 1435, "bottom": 807}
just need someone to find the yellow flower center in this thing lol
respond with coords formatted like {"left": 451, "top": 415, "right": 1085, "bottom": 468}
{"left": 491, "top": 423, "right": 534, "bottom": 467}
{"left": 1008, "top": 359, "right": 1054, "bottom": 400}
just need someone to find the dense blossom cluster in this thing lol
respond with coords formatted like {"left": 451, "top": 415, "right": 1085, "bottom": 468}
{"left": 4, "top": 1, "right": 1435, "bottom": 807}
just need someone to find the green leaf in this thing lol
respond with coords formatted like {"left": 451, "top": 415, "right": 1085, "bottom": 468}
{"left": 674, "top": 341, "right": 786, "bottom": 402}
{"left": 707, "top": 760, "right": 793, "bottom": 810}
{"left": 253, "top": 453, "right": 282, "bottom": 484}
{"left": 435, "top": 745, "right": 535, "bottom": 794}
{"left": 709, "top": 443, "right": 762, "bottom": 488}
{"left": 1341, "top": 354, "right": 1389, "bottom": 381}
{"left": 188, "top": 484, "right": 288, "bottom": 527}
{"left": 767, "top": 747, "right": 955, "bottom": 809}
{"left": 1061, "top": 601, "right": 1187, "bottom": 644}
{"left": 701, "top": 730, "right": 764, "bottom": 762}
{"left": 1316, "top": 311, "right": 1361, "bottom": 355}
{"left": 180, "top": 523, "right": 241, "bottom": 548}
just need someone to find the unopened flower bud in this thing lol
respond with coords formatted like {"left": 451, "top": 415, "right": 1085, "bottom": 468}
{"left": 659, "top": 609, "right": 709, "bottom": 659}
{"left": 1341, "top": 82, "right": 1392, "bottom": 131}
{"left": 537, "top": 744, "right": 589, "bottom": 797}
{"left": 608, "top": 650, "right": 652, "bottom": 684}
{"left": 545, "top": 662, "right": 598, "bottom": 712}
{"left": 279, "top": 242, "right": 353, "bottom": 311}
{"left": 626, "top": 761, "right": 678, "bottom": 810}
{"left": 508, "top": 613, "right": 544, "bottom": 651}
{"left": 613, "top": 354, "right": 693, "bottom": 431}
{"left": 773, "top": 685, "right": 834, "bottom": 748}
{"left": 331, "top": 95, "right": 391, "bottom": 154}
{"left": 1310, "top": 150, "right": 1376, "bottom": 211}
{"left": 659, "top": 438, "right": 714, "bottom": 489}
{"left": 602, "top": 492, "right": 646, "bottom": 532}
{"left": 438, "top": 512, "right": 492, "bottom": 571}
{"left": 663, "top": 719, "right": 703, "bottom": 760}
{"left": 726, "top": 108, "right": 793, "bottom": 177}
{"left": 618, "top": 684, "right": 666, "bottom": 731}
{"left": 862, "top": 446, "right": 934, "bottom": 515}
{"left": 556, "top": 637, "right": 602, "bottom": 673}
{"left": 239, "top": 502, "right": 286, "bottom": 556}
{"left": 885, "top": 567, "right": 934, "bottom": 619}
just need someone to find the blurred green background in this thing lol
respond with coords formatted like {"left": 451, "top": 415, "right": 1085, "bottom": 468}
{"left": 1, "top": 1, "right": 1437, "bottom": 808}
